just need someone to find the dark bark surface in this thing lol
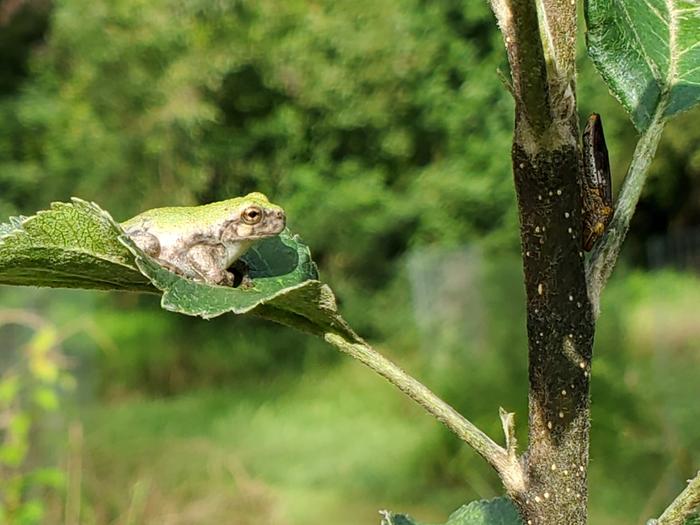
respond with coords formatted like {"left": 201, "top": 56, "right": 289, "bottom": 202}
{"left": 510, "top": 127, "right": 595, "bottom": 524}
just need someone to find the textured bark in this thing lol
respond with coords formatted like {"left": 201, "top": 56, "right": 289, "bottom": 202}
{"left": 491, "top": 2, "right": 596, "bottom": 522}
{"left": 508, "top": 125, "right": 595, "bottom": 524}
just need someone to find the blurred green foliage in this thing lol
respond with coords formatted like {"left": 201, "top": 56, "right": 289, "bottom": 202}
{"left": 0, "top": 269, "right": 690, "bottom": 525}
{"left": 1, "top": 0, "right": 526, "bottom": 391}
{"left": 589, "top": 270, "right": 700, "bottom": 524}
{"left": 0, "top": 311, "right": 71, "bottom": 524}
{"left": 2, "top": 0, "right": 518, "bottom": 250}
{"left": 0, "top": 0, "right": 699, "bottom": 523}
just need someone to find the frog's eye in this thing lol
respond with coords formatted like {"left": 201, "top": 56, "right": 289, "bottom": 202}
{"left": 242, "top": 206, "right": 263, "bottom": 225}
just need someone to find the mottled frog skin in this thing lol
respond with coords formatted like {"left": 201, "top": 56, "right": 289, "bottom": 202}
{"left": 582, "top": 113, "right": 613, "bottom": 251}
{"left": 122, "top": 192, "right": 285, "bottom": 286}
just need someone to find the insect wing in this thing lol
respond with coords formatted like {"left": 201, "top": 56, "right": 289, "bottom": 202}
{"left": 583, "top": 113, "right": 612, "bottom": 204}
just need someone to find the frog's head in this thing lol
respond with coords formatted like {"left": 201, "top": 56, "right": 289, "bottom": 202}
{"left": 222, "top": 192, "right": 286, "bottom": 242}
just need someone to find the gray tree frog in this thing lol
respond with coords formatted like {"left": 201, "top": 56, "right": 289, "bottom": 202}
{"left": 122, "top": 192, "right": 286, "bottom": 286}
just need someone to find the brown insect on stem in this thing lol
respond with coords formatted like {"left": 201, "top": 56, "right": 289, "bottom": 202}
{"left": 581, "top": 113, "right": 613, "bottom": 251}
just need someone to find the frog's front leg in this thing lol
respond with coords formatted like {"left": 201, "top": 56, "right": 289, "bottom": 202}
{"left": 229, "top": 259, "right": 256, "bottom": 289}
{"left": 186, "top": 243, "right": 234, "bottom": 286}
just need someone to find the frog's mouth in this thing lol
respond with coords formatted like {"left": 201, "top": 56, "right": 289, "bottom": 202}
{"left": 223, "top": 209, "right": 286, "bottom": 242}
{"left": 251, "top": 208, "right": 286, "bottom": 237}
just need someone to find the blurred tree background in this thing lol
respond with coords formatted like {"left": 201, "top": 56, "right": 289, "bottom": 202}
{"left": 0, "top": 0, "right": 699, "bottom": 524}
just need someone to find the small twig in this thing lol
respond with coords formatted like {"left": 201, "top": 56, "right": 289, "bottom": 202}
{"left": 324, "top": 332, "right": 526, "bottom": 494}
{"left": 586, "top": 108, "right": 667, "bottom": 315}
{"left": 499, "top": 407, "right": 518, "bottom": 460}
{"left": 496, "top": 67, "right": 515, "bottom": 97}
{"left": 538, "top": 0, "right": 577, "bottom": 84}
{"left": 0, "top": 308, "right": 47, "bottom": 331}
{"left": 490, "top": 0, "right": 552, "bottom": 135}
{"left": 651, "top": 470, "right": 700, "bottom": 525}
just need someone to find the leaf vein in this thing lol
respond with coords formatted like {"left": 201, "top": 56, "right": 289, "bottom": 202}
{"left": 614, "top": 0, "right": 664, "bottom": 79}
{"left": 666, "top": 0, "right": 679, "bottom": 88}
{"left": 677, "top": 39, "right": 700, "bottom": 58}
{"left": 675, "top": 6, "right": 700, "bottom": 14}
{"left": 641, "top": 0, "right": 668, "bottom": 23}
{"left": 679, "top": 63, "right": 700, "bottom": 78}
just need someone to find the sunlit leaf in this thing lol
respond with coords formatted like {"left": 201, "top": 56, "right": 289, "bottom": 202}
{"left": 381, "top": 498, "right": 522, "bottom": 525}
{"left": 0, "top": 199, "right": 357, "bottom": 339}
{"left": 122, "top": 230, "right": 358, "bottom": 339}
{"left": 33, "top": 388, "right": 59, "bottom": 411}
{"left": 0, "top": 199, "right": 152, "bottom": 291}
{"left": 586, "top": 0, "right": 700, "bottom": 131}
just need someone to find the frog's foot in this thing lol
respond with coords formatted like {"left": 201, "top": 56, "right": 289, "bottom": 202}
{"left": 218, "top": 270, "right": 236, "bottom": 287}
{"left": 186, "top": 267, "right": 234, "bottom": 286}
{"left": 229, "top": 260, "right": 254, "bottom": 289}
{"left": 184, "top": 243, "right": 234, "bottom": 286}
{"left": 237, "top": 273, "right": 255, "bottom": 289}
{"left": 193, "top": 265, "right": 234, "bottom": 287}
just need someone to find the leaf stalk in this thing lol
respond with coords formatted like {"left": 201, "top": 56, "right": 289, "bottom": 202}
{"left": 586, "top": 106, "right": 667, "bottom": 315}
{"left": 652, "top": 470, "right": 700, "bottom": 525}
{"left": 324, "top": 332, "right": 526, "bottom": 494}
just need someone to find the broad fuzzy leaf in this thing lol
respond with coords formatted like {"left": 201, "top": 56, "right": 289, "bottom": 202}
{"left": 381, "top": 498, "right": 522, "bottom": 525}
{"left": 0, "top": 199, "right": 152, "bottom": 291}
{"left": 586, "top": 0, "right": 700, "bottom": 131}
{"left": 0, "top": 199, "right": 356, "bottom": 339}
{"left": 121, "top": 230, "right": 359, "bottom": 339}
{"left": 119, "top": 227, "right": 321, "bottom": 318}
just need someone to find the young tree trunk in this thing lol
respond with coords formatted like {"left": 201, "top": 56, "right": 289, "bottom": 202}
{"left": 510, "top": 121, "right": 595, "bottom": 524}
{"left": 490, "top": 1, "right": 595, "bottom": 522}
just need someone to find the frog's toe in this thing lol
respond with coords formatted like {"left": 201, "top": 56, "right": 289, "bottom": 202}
{"left": 218, "top": 270, "right": 236, "bottom": 287}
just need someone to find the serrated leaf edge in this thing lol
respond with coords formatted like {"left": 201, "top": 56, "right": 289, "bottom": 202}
{"left": 0, "top": 197, "right": 141, "bottom": 273}
{"left": 119, "top": 229, "right": 332, "bottom": 320}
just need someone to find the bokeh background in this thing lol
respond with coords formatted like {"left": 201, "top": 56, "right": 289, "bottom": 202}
{"left": 1, "top": 1, "right": 699, "bottom": 524}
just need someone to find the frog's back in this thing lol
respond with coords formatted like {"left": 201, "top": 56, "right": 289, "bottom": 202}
{"left": 121, "top": 204, "right": 203, "bottom": 231}
{"left": 120, "top": 193, "right": 274, "bottom": 231}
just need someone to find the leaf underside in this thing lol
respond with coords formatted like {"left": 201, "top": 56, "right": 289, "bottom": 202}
{"left": 381, "top": 498, "right": 523, "bottom": 525}
{"left": 0, "top": 199, "right": 355, "bottom": 338}
{"left": 585, "top": 0, "right": 700, "bottom": 131}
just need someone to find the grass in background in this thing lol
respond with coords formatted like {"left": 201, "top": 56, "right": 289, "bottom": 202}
{"left": 590, "top": 270, "right": 700, "bottom": 525}
{"left": 73, "top": 362, "right": 467, "bottom": 525}
{"left": 4, "top": 268, "right": 700, "bottom": 524}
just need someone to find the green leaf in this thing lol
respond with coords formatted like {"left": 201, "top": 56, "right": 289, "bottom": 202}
{"left": 121, "top": 230, "right": 359, "bottom": 340}
{"left": 381, "top": 514, "right": 423, "bottom": 525}
{"left": 120, "top": 229, "right": 318, "bottom": 318}
{"left": 585, "top": 0, "right": 700, "bottom": 131}
{"left": 681, "top": 514, "right": 700, "bottom": 525}
{"left": 33, "top": 387, "right": 59, "bottom": 411}
{"left": 0, "top": 199, "right": 152, "bottom": 291}
{"left": 381, "top": 498, "right": 523, "bottom": 525}
{"left": 0, "top": 199, "right": 357, "bottom": 339}
{"left": 27, "top": 467, "right": 65, "bottom": 490}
